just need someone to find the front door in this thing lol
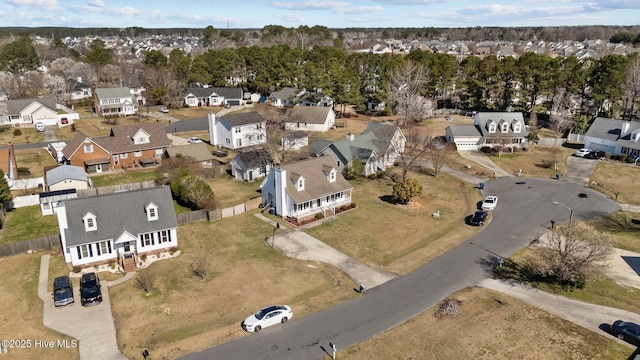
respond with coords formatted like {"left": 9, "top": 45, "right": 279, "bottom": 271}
{"left": 248, "top": 170, "right": 253, "bottom": 181}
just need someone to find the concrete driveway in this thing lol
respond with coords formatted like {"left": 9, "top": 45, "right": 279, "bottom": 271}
{"left": 564, "top": 156, "right": 599, "bottom": 186}
{"left": 458, "top": 150, "right": 512, "bottom": 177}
{"left": 38, "top": 254, "right": 126, "bottom": 360}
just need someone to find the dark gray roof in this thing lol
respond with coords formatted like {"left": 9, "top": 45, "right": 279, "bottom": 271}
{"left": 220, "top": 111, "right": 266, "bottom": 127}
{"left": 235, "top": 149, "right": 273, "bottom": 169}
{"left": 62, "top": 186, "right": 178, "bottom": 247}
{"left": 1, "top": 98, "right": 56, "bottom": 115}
{"left": 285, "top": 106, "right": 332, "bottom": 124}
{"left": 46, "top": 165, "right": 88, "bottom": 185}
{"left": 308, "top": 138, "right": 332, "bottom": 155}
{"left": 473, "top": 112, "right": 528, "bottom": 138}
{"left": 331, "top": 123, "right": 400, "bottom": 160}
{"left": 585, "top": 117, "right": 640, "bottom": 150}
{"left": 446, "top": 125, "right": 482, "bottom": 137}
{"left": 186, "top": 87, "right": 242, "bottom": 99}
{"left": 270, "top": 87, "right": 299, "bottom": 100}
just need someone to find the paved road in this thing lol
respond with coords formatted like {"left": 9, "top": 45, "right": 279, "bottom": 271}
{"left": 180, "top": 177, "right": 621, "bottom": 360}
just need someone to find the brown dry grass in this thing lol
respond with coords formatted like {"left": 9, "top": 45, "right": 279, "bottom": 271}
{"left": 0, "top": 252, "right": 78, "bottom": 360}
{"left": 336, "top": 287, "right": 629, "bottom": 360}
{"left": 0, "top": 127, "right": 47, "bottom": 145}
{"left": 207, "top": 175, "right": 262, "bottom": 208}
{"left": 13, "top": 148, "right": 58, "bottom": 178}
{"left": 55, "top": 116, "right": 171, "bottom": 141}
{"left": 590, "top": 162, "right": 640, "bottom": 205}
{"left": 488, "top": 145, "right": 576, "bottom": 179}
{"left": 307, "top": 169, "right": 482, "bottom": 275}
{"left": 110, "top": 215, "right": 356, "bottom": 360}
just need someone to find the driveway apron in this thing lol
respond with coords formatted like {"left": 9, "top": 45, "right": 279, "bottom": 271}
{"left": 458, "top": 150, "right": 512, "bottom": 177}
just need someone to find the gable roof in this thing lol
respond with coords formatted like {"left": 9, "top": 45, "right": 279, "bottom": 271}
{"left": 95, "top": 87, "right": 131, "bottom": 99}
{"left": 185, "top": 87, "right": 242, "bottom": 99}
{"left": 235, "top": 149, "right": 273, "bottom": 169}
{"left": 46, "top": 165, "right": 88, "bottom": 185}
{"left": 285, "top": 106, "right": 333, "bottom": 124}
{"left": 270, "top": 87, "right": 299, "bottom": 100}
{"left": 585, "top": 117, "right": 640, "bottom": 149}
{"left": 220, "top": 111, "right": 266, "bottom": 127}
{"left": 331, "top": 123, "right": 400, "bottom": 160}
{"left": 61, "top": 132, "right": 96, "bottom": 159}
{"left": 446, "top": 125, "right": 482, "bottom": 137}
{"left": 280, "top": 156, "right": 353, "bottom": 204}
{"left": 165, "top": 143, "right": 216, "bottom": 162}
{"left": 1, "top": 98, "right": 56, "bottom": 115}
{"left": 62, "top": 186, "right": 178, "bottom": 247}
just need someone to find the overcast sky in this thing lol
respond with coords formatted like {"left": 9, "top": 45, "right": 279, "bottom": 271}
{"left": 2, "top": 0, "right": 640, "bottom": 29}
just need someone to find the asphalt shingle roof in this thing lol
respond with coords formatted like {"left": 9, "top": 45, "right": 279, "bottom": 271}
{"left": 280, "top": 156, "right": 353, "bottom": 204}
{"left": 285, "top": 106, "right": 332, "bottom": 124}
{"left": 220, "top": 111, "right": 266, "bottom": 127}
{"left": 585, "top": 117, "right": 640, "bottom": 150}
{"left": 46, "top": 165, "right": 88, "bottom": 186}
{"left": 62, "top": 186, "right": 178, "bottom": 247}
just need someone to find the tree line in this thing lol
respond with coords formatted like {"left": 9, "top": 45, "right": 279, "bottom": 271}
{"left": 1, "top": 34, "right": 640, "bottom": 133}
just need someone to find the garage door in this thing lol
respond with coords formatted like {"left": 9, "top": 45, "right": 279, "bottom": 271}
{"left": 227, "top": 100, "right": 241, "bottom": 106}
{"left": 455, "top": 141, "right": 479, "bottom": 151}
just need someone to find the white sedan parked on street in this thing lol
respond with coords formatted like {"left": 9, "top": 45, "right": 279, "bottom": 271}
{"left": 481, "top": 196, "right": 498, "bottom": 211}
{"left": 242, "top": 305, "right": 293, "bottom": 332}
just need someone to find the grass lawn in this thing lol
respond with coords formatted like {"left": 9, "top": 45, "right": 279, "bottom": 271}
{"left": 590, "top": 212, "right": 640, "bottom": 253}
{"left": 207, "top": 175, "right": 262, "bottom": 209}
{"left": 590, "top": 162, "right": 640, "bottom": 205}
{"left": 0, "top": 205, "right": 59, "bottom": 244}
{"left": 0, "top": 126, "right": 47, "bottom": 145}
{"left": 110, "top": 213, "right": 356, "bottom": 359}
{"left": 488, "top": 145, "right": 576, "bottom": 179}
{"left": 14, "top": 148, "right": 59, "bottom": 178}
{"left": 55, "top": 116, "right": 171, "bottom": 141}
{"left": 0, "top": 252, "right": 78, "bottom": 360}
{"left": 306, "top": 169, "right": 483, "bottom": 275}
{"left": 338, "top": 286, "right": 630, "bottom": 360}
{"left": 89, "top": 169, "right": 160, "bottom": 187}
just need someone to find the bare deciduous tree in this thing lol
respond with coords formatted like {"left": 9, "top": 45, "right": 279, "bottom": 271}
{"left": 263, "top": 120, "right": 305, "bottom": 165}
{"left": 529, "top": 222, "right": 613, "bottom": 288}
{"left": 135, "top": 268, "right": 156, "bottom": 294}
{"left": 622, "top": 56, "right": 640, "bottom": 120}
{"left": 393, "top": 125, "right": 430, "bottom": 182}
{"left": 429, "top": 141, "right": 454, "bottom": 177}
{"left": 189, "top": 255, "right": 210, "bottom": 281}
{"left": 388, "top": 60, "right": 433, "bottom": 126}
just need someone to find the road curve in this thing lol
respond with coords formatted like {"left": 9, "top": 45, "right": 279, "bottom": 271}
{"left": 180, "top": 177, "right": 620, "bottom": 360}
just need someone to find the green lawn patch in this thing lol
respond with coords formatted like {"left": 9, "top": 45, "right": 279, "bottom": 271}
{"left": 90, "top": 170, "right": 160, "bottom": 187}
{"left": 1, "top": 205, "right": 59, "bottom": 244}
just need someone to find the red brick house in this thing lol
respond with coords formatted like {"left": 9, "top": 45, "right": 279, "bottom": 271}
{"left": 62, "top": 122, "right": 171, "bottom": 173}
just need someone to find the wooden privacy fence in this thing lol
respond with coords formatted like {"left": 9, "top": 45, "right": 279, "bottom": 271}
{"left": 177, "top": 196, "right": 262, "bottom": 225}
{"left": 78, "top": 180, "right": 156, "bottom": 196}
{"left": 0, "top": 235, "right": 60, "bottom": 257}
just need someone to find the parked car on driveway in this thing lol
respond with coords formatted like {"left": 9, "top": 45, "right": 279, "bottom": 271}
{"left": 80, "top": 272, "right": 102, "bottom": 306}
{"left": 242, "top": 305, "right": 293, "bottom": 333}
{"left": 585, "top": 150, "right": 605, "bottom": 159}
{"left": 611, "top": 320, "right": 640, "bottom": 345}
{"left": 187, "top": 137, "right": 203, "bottom": 144}
{"left": 574, "top": 148, "right": 591, "bottom": 157}
{"left": 35, "top": 122, "right": 45, "bottom": 132}
{"left": 53, "top": 275, "right": 74, "bottom": 307}
{"left": 481, "top": 196, "right": 498, "bottom": 211}
{"left": 159, "top": 106, "right": 169, "bottom": 113}
{"left": 470, "top": 210, "right": 488, "bottom": 226}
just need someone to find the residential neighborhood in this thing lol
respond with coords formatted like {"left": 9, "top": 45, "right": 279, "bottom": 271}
{"left": 1, "top": 23, "right": 640, "bottom": 360}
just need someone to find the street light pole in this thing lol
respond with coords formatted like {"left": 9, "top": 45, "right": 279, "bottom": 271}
{"left": 552, "top": 201, "right": 573, "bottom": 225}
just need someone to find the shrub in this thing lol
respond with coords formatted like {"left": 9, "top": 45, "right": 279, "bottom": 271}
{"left": 17, "top": 167, "right": 30, "bottom": 176}
{"left": 72, "top": 266, "right": 82, "bottom": 273}
{"left": 135, "top": 268, "right": 156, "bottom": 294}
{"left": 350, "top": 202, "right": 357, "bottom": 209}
{"left": 13, "top": 129, "right": 22, "bottom": 136}
{"left": 604, "top": 152, "right": 612, "bottom": 159}
{"left": 539, "top": 159, "right": 558, "bottom": 169}
{"left": 110, "top": 263, "right": 116, "bottom": 269}
{"left": 367, "top": 173, "right": 377, "bottom": 180}
{"left": 619, "top": 154, "right": 627, "bottom": 162}
{"left": 140, "top": 254, "right": 147, "bottom": 262}
{"left": 480, "top": 146, "right": 492, "bottom": 153}
{"left": 189, "top": 255, "right": 210, "bottom": 280}
{"left": 71, "top": 123, "right": 77, "bottom": 131}
{"left": 169, "top": 247, "right": 178, "bottom": 255}
{"left": 626, "top": 157, "right": 636, "bottom": 163}
{"left": 315, "top": 212, "right": 323, "bottom": 220}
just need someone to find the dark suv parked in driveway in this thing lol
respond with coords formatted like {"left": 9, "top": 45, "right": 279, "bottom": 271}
{"left": 80, "top": 272, "right": 102, "bottom": 306}
{"left": 585, "top": 150, "right": 605, "bottom": 159}
{"left": 53, "top": 275, "right": 74, "bottom": 307}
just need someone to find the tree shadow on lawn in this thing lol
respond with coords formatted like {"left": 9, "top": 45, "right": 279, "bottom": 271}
{"left": 379, "top": 195, "right": 402, "bottom": 205}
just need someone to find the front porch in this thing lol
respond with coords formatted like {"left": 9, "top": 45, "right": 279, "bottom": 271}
{"left": 287, "top": 194, "right": 352, "bottom": 224}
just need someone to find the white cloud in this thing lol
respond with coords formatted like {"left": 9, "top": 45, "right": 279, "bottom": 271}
{"left": 87, "top": 0, "right": 104, "bottom": 7}
{"left": 5, "top": 0, "right": 60, "bottom": 11}
{"left": 276, "top": 13, "right": 306, "bottom": 22}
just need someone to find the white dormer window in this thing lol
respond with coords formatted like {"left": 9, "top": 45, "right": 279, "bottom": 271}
{"left": 488, "top": 121, "right": 496, "bottom": 133}
{"left": 329, "top": 169, "right": 336, "bottom": 182}
{"left": 295, "top": 176, "right": 305, "bottom": 191}
{"left": 83, "top": 212, "right": 97, "bottom": 232}
{"left": 632, "top": 131, "right": 639, "bottom": 142}
{"left": 500, "top": 122, "right": 509, "bottom": 133}
{"left": 132, "top": 129, "right": 150, "bottom": 145}
{"left": 513, "top": 122, "right": 521, "bottom": 133}
{"left": 146, "top": 203, "right": 158, "bottom": 221}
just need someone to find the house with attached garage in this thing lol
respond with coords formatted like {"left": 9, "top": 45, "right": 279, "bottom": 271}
{"left": 269, "top": 87, "right": 302, "bottom": 107}
{"left": 208, "top": 111, "right": 267, "bottom": 150}
{"left": 283, "top": 106, "right": 336, "bottom": 133}
{"left": 62, "top": 122, "right": 171, "bottom": 173}
{"left": 260, "top": 156, "right": 353, "bottom": 224}
{"left": 93, "top": 87, "right": 138, "bottom": 117}
{"left": 309, "top": 122, "right": 406, "bottom": 177}
{"left": 584, "top": 117, "right": 640, "bottom": 159}
{"left": 231, "top": 148, "right": 274, "bottom": 182}
{"left": 445, "top": 112, "right": 528, "bottom": 151}
{"left": 0, "top": 98, "right": 58, "bottom": 128}
{"left": 56, "top": 186, "right": 179, "bottom": 270}
{"left": 184, "top": 86, "right": 243, "bottom": 107}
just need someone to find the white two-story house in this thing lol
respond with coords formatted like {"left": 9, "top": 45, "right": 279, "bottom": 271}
{"left": 208, "top": 111, "right": 267, "bottom": 150}
{"left": 260, "top": 156, "right": 354, "bottom": 224}
{"left": 56, "top": 186, "right": 178, "bottom": 270}
{"left": 445, "top": 112, "right": 528, "bottom": 150}
{"left": 93, "top": 87, "right": 138, "bottom": 117}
